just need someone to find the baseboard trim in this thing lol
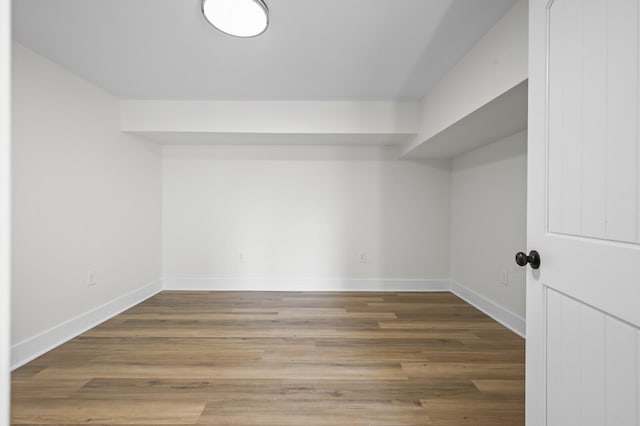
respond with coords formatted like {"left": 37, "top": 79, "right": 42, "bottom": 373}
{"left": 450, "top": 280, "right": 525, "bottom": 338}
{"left": 163, "top": 277, "right": 451, "bottom": 292}
{"left": 11, "top": 279, "right": 162, "bottom": 370}
{"left": 11, "top": 277, "right": 525, "bottom": 370}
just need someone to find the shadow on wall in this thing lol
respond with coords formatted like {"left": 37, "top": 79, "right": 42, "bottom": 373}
{"left": 376, "top": 158, "right": 452, "bottom": 282}
{"left": 449, "top": 131, "right": 528, "bottom": 319}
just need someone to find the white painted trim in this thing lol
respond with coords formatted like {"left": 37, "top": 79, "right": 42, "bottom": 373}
{"left": 450, "top": 280, "right": 525, "bottom": 338}
{"left": 0, "top": 0, "right": 10, "bottom": 421}
{"left": 11, "top": 277, "right": 526, "bottom": 373}
{"left": 11, "top": 280, "right": 162, "bottom": 370}
{"left": 163, "top": 277, "right": 450, "bottom": 292}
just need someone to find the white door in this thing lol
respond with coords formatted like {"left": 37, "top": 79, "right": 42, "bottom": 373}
{"left": 528, "top": 0, "right": 640, "bottom": 425}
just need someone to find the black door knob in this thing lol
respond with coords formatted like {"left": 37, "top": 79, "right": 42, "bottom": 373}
{"left": 515, "top": 250, "right": 541, "bottom": 269}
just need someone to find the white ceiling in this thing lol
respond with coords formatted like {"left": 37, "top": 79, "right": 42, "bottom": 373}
{"left": 12, "top": 0, "right": 518, "bottom": 101}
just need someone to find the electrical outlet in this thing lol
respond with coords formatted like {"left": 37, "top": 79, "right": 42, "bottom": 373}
{"left": 87, "top": 269, "right": 96, "bottom": 286}
{"left": 359, "top": 252, "right": 367, "bottom": 264}
{"left": 500, "top": 270, "right": 509, "bottom": 286}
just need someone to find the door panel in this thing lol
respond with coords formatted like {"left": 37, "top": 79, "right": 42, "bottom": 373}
{"left": 544, "top": 288, "right": 639, "bottom": 425}
{"left": 547, "top": 0, "right": 640, "bottom": 244}
{"left": 581, "top": 0, "right": 608, "bottom": 240}
{"left": 580, "top": 303, "right": 606, "bottom": 426}
{"left": 604, "top": 315, "right": 637, "bottom": 426}
{"left": 637, "top": 338, "right": 640, "bottom": 423}
{"left": 547, "top": 0, "right": 583, "bottom": 237}
{"left": 605, "top": 0, "right": 639, "bottom": 242}
{"left": 545, "top": 289, "right": 581, "bottom": 425}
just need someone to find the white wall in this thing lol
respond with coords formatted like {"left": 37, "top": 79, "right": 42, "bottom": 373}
{"left": 11, "top": 43, "right": 162, "bottom": 347}
{"left": 450, "top": 131, "right": 527, "bottom": 319}
{"left": 403, "top": 0, "right": 528, "bottom": 156}
{"left": 1, "top": 0, "right": 11, "bottom": 421}
{"left": 162, "top": 146, "right": 451, "bottom": 288}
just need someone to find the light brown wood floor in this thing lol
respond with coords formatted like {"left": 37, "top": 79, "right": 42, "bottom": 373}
{"left": 11, "top": 291, "right": 525, "bottom": 425}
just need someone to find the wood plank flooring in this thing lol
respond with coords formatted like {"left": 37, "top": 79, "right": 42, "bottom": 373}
{"left": 11, "top": 291, "right": 525, "bottom": 425}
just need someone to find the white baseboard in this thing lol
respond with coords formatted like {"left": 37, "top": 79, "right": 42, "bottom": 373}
{"left": 11, "top": 277, "right": 525, "bottom": 371}
{"left": 166, "top": 278, "right": 526, "bottom": 336}
{"left": 11, "top": 279, "right": 162, "bottom": 370}
{"left": 450, "top": 280, "right": 525, "bottom": 338}
{"left": 163, "top": 277, "right": 451, "bottom": 292}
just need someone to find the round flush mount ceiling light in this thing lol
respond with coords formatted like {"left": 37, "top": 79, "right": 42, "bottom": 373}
{"left": 202, "top": 0, "right": 269, "bottom": 38}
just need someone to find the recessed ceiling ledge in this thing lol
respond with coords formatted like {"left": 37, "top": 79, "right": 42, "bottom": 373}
{"left": 120, "top": 100, "right": 420, "bottom": 146}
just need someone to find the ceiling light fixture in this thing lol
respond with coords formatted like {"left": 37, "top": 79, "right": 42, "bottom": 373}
{"left": 202, "top": 0, "right": 269, "bottom": 38}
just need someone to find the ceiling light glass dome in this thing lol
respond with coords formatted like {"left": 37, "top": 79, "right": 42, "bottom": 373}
{"left": 202, "top": 0, "right": 269, "bottom": 38}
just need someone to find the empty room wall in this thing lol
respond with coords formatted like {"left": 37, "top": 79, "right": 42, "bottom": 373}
{"left": 11, "top": 43, "right": 162, "bottom": 358}
{"left": 162, "top": 146, "right": 451, "bottom": 290}
{"left": 450, "top": 131, "right": 527, "bottom": 324}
